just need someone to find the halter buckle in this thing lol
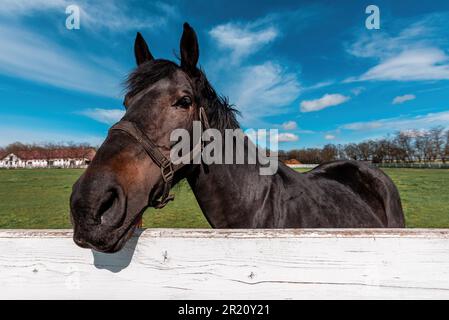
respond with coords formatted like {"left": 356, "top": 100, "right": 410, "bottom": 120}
{"left": 160, "top": 159, "right": 174, "bottom": 183}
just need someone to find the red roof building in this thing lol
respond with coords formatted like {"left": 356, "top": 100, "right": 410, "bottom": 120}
{"left": 0, "top": 148, "right": 96, "bottom": 168}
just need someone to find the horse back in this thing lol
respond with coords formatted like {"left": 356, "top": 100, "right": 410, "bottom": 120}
{"left": 306, "top": 160, "right": 405, "bottom": 228}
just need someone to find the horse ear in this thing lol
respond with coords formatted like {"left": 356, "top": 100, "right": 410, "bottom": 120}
{"left": 134, "top": 32, "right": 154, "bottom": 66}
{"left": 180, "top": 22, "right": 199, "bottom": 73}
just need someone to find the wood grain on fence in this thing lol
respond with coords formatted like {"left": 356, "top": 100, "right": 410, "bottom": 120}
{"left": 1, "top": 229, "right": 448, "bottom": 299}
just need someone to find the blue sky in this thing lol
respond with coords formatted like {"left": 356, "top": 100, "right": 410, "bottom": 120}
{"left": 1, "top": 0, "right": 449, "bottom": 149}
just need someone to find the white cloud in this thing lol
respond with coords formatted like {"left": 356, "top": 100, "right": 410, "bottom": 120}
{"left": 79, "top": 108, "right": 125, "bottom": 125}
{"left": 347, "top": 15, "right": 449, "bottom": 83}
{"left": 209, "top": 22, "right": 278, "bottom": 64}
{"left": 356, "top": 48, "right": 449, "bottom": 82}
{"left": 302, "top": 81, "right": 334, "bottom": 92}
{"left": 0, "top": 0, "right": 176, "bottom": 31}
{"left": 282, "top": 121, "right": 297, "bottom": 130}
{"left": 400, "top": 129, "right": 427, "bottom": 138}
{"left": 0, "top": 0, "right": 66, "bottom": 14}
{"left": 227, "top": 62, "right": 301, "bottom": 125}
{"left": 278, "top": 133, "right": 299, "bottom": 142}
{"left": 324, "top": 134, "right": 336, "bottom": 140}
{"left": 297, "top": 129, "right": 316, "bottom": 134}
{"left": 393, "top": 94, "right": 416, "bottom": 105}
{"left": 300, "top": 94, "right": 350, "bottom": 113}
{"left": 0, "top": 24, "right": 124, "bottom": 97}
{"left": 209, "top": 7, "right": 322, "bottom": 66}
{"left": 351, "top": 87, "right": 365, "bottom": 96}
{"left": 207, "top": 11, "right": 324, "bottom": 127}
{"left": 341, "top": 110, "right": 449, "bottom": 132}
{"left": 347, "top": 22, "right": 434, "bottom": 59}
{"left": 342, "top": 121, "right": 383, "bottom": 131}
{"left": 81, "top": 1, "right": 176, "bottom": 32}
{"left": 245, "top": 130, "right": 298, "bottom": 149}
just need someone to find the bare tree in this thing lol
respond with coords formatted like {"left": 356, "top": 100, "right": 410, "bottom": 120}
{"left": 429, "top": 126, "right": 445, "bottom": 162}
{"left": 393, "top": 131, "right": 414, "bottom": 162}
{"left": 5, "top": 142, "right": 30, "bottom": 153}
{"left": 321, "top": 144, "right": 338, "bottom": 162}
{"left": 357, "top": 142, "right": 372, "bottom": 161}
{"left": 371, "top": 139, "right": 388, "bottom": 163}
{"left": 414, "top": 131, "right": 425, "bottom": 162}
{"left": 344, "top": 144, "right": 359, "bottom": 160}
{"left": 423, "top": 132, "right": 433, "bottom": 162}
{"left": 443, "top": 129, "right": 449, "bottom": 163}
{"left": 336, "top": 144, "right": 346, "bottom": 160}
{"left": 297, "top": 148, "right": 323, "bottom": 164}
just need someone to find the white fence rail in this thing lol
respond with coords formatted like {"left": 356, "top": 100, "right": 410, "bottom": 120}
{"left": 1, "top": 229, "right": 449, "bottom": 299}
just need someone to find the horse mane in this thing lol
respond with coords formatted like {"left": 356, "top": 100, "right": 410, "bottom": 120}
{"left": 125, "top": 59, "right": 179, "bottom": 98}
{"left": 125, "top": 59, "right": 240, "bottom": 131}
{"left": 194, "top": 68, "right": 240, "bottom": 131}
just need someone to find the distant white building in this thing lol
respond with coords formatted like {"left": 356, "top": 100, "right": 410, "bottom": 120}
{"left": 0, "top": 148, "right": 96, "bottom": 169}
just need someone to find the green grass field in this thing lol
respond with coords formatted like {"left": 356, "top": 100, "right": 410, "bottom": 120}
{"left": 0, "top": 168, "right": 448, "bottom": 228}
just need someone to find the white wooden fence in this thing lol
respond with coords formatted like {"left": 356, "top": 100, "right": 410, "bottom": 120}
{"left": 1, "top": 229, "right": 449, "bottom": 299}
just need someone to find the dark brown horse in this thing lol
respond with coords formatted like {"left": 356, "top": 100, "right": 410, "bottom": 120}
{"left": 70, "top": 23, "right": 405, "bottom": 253}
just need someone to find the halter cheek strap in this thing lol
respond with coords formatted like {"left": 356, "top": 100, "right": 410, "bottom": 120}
{"left": 109, "top": 107, "right": 210, "bottom": 209}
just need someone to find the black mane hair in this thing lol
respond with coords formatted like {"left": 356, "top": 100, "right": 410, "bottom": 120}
{"left": 125, "top": 59, "right": 240, "bottom": 131}
{"left": 194, "top": 67, "right": 240, "bottom": 131}
{"left": 125, "top": 59, "right": 178, "bottom": 98}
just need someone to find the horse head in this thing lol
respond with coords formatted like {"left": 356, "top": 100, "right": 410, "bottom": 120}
{"left": 70, "top": 23, "right": 205, "bottom": 252}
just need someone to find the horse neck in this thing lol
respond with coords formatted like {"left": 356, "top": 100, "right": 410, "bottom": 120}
{"left": 186, "top": 127, "right": 283, "bottom": 228}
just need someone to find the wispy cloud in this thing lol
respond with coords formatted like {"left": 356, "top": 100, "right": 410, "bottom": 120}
{"left": 300, "top": 93, "right": 350, "bottom": 113}
{"left": 342, "top": 121, "right": 383, "bottom": 131}
{"left": 347, "top": 14, "right": 449, "bottom": 83}
{"left": 350, "top": 48, "right": 449, "bottom": 82}
{"left": 302, "top": 80, "right": 335, "bottom": 92}
{"left": 278, "top": 133, "right": 299, "bottom": 142}
{"left": 282, "top": 121, "right": 297, "bottom": 130}
{"left": 209, "top": 22, "right": 278, "bottom": 64}
{"left": 0, "top": 0, "right": 178, "bottom": 32}
{"left": 393, "top": 94, "right": 416, "bottom": 105}
{"left": 81, "top": 1, "right": 178, "bottom": 32}
{"left": 347, "top": 21, "right": 436, "bottom": 59}
{"left": 79, "top": 108, "right": 125, "bottom": 125}
{"left": 324, "top": 134, "right": 336, "bottom": 140}
{"left": 341, "top": 110, "right": 449, "bottom": 132}
{"left": 0, "top": 24, "right": 124, "bottom": 97}
{"left": 207, "top": 9, "right": 324, "bottom": 127}
{"left": 0, "top": 0, "right": 66, "bottom": 15}
{"left": 209, "top": 6, "right": 320, "bottom": 66}
{"left": 227, "top": 62, "right": 301, "bottom": 125}
{"left": 351, "top": 87, "right": 365, "bottom": 96}
{"left": 246, "top": 130, "right": 298, "bottom": 148}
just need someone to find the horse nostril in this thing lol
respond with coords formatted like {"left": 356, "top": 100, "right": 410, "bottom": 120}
{"left": 97, "top": 187, "right": 126, "bottom": 227}
{"left": 98, "top": 190, "right": 116, "bottom": 217}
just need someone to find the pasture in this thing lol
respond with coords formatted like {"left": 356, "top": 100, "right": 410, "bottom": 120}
{"left": 0, "top": 167, "right": 448, "bottom": 228}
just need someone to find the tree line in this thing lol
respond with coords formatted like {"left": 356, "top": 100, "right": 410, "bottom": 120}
{"left": 0, "top": 142, "right": 96, "bottom": 155}
{"left": 278, "top": 126, "right": 449, "bottom": 164}
{"left": 2, "top": 127, "right": 449, "bottom": 165}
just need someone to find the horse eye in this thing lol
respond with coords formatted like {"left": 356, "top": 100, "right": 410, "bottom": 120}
{"left": 174, "top": 96, "right": 192, "bottom": 108}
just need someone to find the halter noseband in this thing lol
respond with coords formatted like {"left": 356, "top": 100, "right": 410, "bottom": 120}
{"left": 109, "top": 106, "right": 210, "bottom": 209}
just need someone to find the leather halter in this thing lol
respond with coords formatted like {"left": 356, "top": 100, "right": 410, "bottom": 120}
{"left": 109, "top": 107, "right": 210, "bottom": 209}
